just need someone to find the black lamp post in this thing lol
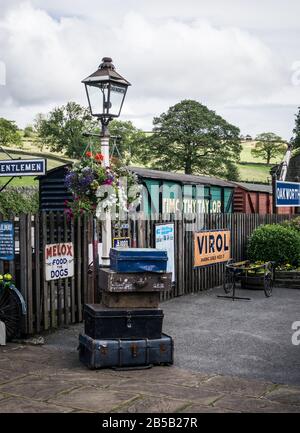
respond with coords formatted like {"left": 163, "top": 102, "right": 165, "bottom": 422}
{"left": 82, "top": 57, "right": 131, "bottom": 266}
{"left": 82, "top": 57, "right": 131, "bottom": 139}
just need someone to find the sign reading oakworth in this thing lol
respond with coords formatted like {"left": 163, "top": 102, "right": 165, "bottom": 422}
{"left": 194, "top": 229, "right": 231, "bottom": 267}
{"left": 45, "top": 242, "right": 74, "bottom": 281}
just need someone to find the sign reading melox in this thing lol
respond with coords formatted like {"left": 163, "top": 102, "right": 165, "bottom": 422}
{"left": 45, "top": 242, "right": 74, "bottom": 281}
{"left": 0, "top": 159, "right": 46, "bottom": 177}
{"left": 276, "top": 181, "right": 300, "bottom": 207}
{"left": 194, "top": 229, "right": 231, "bottom": 267}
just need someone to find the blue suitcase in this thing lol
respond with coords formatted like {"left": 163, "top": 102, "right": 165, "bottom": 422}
{"left": 110, "top": 248, "right": 168, "bottom": 273}
{"left": 78, "top": 333, "right": 174, "bottom": 370}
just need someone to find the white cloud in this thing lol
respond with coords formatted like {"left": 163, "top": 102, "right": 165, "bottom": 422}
{"left": 0, "top": 0, "right": 299, "bottom": 139}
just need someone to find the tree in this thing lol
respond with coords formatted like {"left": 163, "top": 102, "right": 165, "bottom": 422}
{"left": 23, "top": 125, "right": 35, "bottom": 138}
{"left": 34, "top": 113, "right": 48, "bottom": 151}
{"left": 108, "top": 120, "right": 146, "bottom": 164}
{"left": 36, "top": 102, "right": 98, "bottom": 158}
{"left": 0, "top": 118, "right": 22, "bottom": 148}
{"left": 137, "top": 100, "right": 241, "bottom": 178}
{"left": 251, "top": 132, "right": 286, "bottom": 164}
{"left": 293, "top": 107, "right": 300, "bottom": 149}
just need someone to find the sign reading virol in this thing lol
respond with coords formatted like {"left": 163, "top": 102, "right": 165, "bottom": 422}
{"left": 194, "top": 229, "right": 231, "bottom": 267}
{"left": 45, "top": 242, "right": 74, "bottom": 281}
{"left": 276, "top": 181, "right": 300, "bottom": 207}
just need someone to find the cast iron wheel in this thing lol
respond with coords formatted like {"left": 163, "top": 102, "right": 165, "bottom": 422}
{"left": 0, "top": 289, "right": 22, "bottom": 341}
{"left": 263, "top": 272, "right": 273, "bottom": 297}
{"left": 223, "top": 270, "right": 235, "bottom": 294}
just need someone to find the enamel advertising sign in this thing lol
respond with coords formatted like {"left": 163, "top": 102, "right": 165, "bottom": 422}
{"left": 45, "top": 242, "right": 74, "bottom": 281}
{"left": 194, "top": 229, "right": 231, "bottom": 267}
{"left": 276, "top": 181, "right": 300, "bottom": 207}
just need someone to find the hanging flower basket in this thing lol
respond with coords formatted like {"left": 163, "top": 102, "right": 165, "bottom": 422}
{"left": 64, "top": 152, "right": 142, "bottom": 219}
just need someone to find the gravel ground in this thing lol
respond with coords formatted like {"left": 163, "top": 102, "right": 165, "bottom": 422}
{"left": 44, "top": 286, "right": 300, "bottom": 386}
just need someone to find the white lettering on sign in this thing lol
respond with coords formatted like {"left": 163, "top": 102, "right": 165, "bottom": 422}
{"left": 45, "top": 242, "right": 74, "bottom": 281}
{"left": 163, "top": 198, "right": 221, "bottom": 214}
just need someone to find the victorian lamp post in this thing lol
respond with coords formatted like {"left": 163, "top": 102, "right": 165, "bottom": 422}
{"left": 82, "top": 57, "right": 131, "bottom": 266}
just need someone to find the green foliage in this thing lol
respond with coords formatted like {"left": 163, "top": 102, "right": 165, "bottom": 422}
{"left": 251, "top": 132, "right": 286, "bottom": 164}
{"left": 35, "top": 102, "right": 98, "bottom": 158}
{"left": 0, "top": 118, "right": 22, "bottom": 148}
{"left": 23, "top": 125, "right": 35, "bottom": 138}
{"left": 247, "top": 224, "right": 300, "bottom": 266}
{"left": 293, "top": 106, "right": 300, "bottom": 149}
{"left": 224, "top": 161, "right": 240, "bottom": 181}
{"left": 137, "top": 100, "right": 241, "bottom": 178}
{"left": 0, "top": 188, "right": 39, "bottom": 217}
{"left": 108, "top": 120, "right": 146, "bottom": 164}
{"left": 280, "top": 216, "right": 300, "bottom": 232}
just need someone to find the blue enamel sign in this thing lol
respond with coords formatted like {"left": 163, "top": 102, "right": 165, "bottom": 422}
{"left": 0, "top": 222, "right": 14, "bottom": 260}
{"left": 0, "top": 159, "right": 46, "bottom": 177}
{"left": 276, "top": 181, "right": 300, "bottom": 207}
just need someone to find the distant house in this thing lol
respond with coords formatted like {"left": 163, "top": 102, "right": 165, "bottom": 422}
{"left": 245, "top": 134, "right": 253, "bottom": 141}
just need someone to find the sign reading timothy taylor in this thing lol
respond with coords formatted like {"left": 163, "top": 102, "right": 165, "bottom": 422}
{"left": 194, "top": 229, "right": 230, "bottom": 267}
{"left": 45, "top": 242, "right": 74, "bottom": 281}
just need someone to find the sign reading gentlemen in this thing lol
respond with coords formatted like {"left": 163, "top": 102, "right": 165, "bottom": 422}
{"left": 194, "top": 229, "right": 231, "bottom": 267}
{"left": 0, "top": 159, "right": 46, "bottom": 177}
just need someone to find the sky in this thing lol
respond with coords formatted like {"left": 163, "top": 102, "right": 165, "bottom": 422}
{"left": 0, "top": 0, "right": 300, "bottom": 139}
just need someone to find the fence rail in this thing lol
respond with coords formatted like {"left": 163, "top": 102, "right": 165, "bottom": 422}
{"left": 0, "top": 212, "right": 291, "bottom": 335}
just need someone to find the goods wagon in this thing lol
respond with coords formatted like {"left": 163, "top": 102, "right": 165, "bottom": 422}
{"left": 128, "top": 167, "right": 234, "bottom": 215}
{"left": 38, "top": 165, "right": 235, "bottom": 214}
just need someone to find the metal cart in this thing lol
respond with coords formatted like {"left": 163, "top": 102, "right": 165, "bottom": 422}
{"left": 219, "top": 259, "right": 274, "bottom": 301}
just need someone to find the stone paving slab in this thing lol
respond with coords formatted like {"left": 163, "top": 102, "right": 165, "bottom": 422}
{"left": 48, "top": 386, "right": 140, "bottom": 413}
{"left": 107, "top": 380, "right": 223, "bottom": 406}
{"left": 0, "top": 375, "right": 81, "bottom": 401}
{"left": 0, "top": 397, "right": 74, "bottom": 413}
{"left": 112, "top": 395, "right": 189, "bottom": 413}
{"left": 180, "top": 404, "right": 237, "bottom": 413}
{"left": 213, "top": 394, "right": 300, "bottom": 413}
{"left": 107, "top": 366, "right": 214, "bottom": 388}
{"left": 201, "top": 375, "right": 276, "bottom": 398}
{"left": 0, "top": 369, "right": 28, "bottom": 385}
{"left": 264, "top": 386, "right": 300, "bottom": 406}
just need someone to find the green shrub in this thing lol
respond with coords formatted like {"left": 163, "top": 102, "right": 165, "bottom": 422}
{"left": 280, "top": 216, "right": 300, "bottom": 232}
{"left": 0, "top": 188, "right": 39, "bottom": 217}
{"left": 247, "top": 224, "right": 300, "bottom": 266}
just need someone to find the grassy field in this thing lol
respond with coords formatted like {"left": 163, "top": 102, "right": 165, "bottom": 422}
{"left": 238, "top": 163, "right": 272, "bottom": 183}
{"left": 239, "top": 140, "right": 285, "bottom": 164}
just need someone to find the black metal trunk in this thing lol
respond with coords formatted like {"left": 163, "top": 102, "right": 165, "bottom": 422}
{"left": 84, "top": 304, "right": 164, "bottom": 339}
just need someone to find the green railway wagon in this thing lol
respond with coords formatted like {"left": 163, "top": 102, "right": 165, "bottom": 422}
{"left": 128, "top": 167, "right": 234, "bottom": 215}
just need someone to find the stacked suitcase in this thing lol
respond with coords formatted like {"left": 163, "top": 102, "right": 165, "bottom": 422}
{"left": 79, "top": 248, "right": 174, "bottom": 369}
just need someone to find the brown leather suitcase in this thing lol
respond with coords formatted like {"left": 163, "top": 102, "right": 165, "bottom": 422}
{"left": 99, "top": 269, "right": 172, "bottom": 293}
{"left": 101, "top": 291, "right": 160, "bottom": 308}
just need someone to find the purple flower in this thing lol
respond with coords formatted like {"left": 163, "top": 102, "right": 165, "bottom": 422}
{"left": 65, "top": 172, "right": 77, "bottom": 189}
{"left": 78, "top": 174, "right": 95, "bottom": 190}
{"left": 103, "top": 179, "right": 113, "bottom": 185}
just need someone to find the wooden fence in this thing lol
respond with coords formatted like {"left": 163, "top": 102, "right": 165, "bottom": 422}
{"left": 0, "top": 212, "right": 292, "bottom": 335}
